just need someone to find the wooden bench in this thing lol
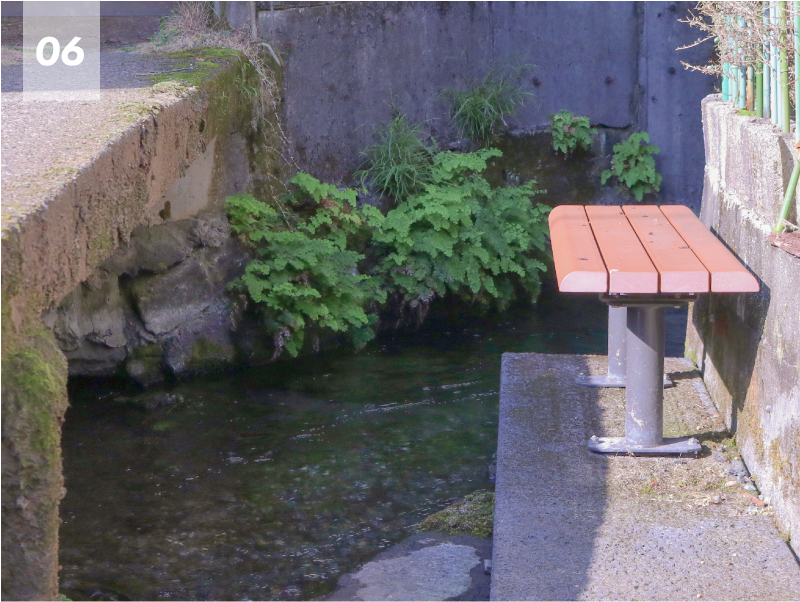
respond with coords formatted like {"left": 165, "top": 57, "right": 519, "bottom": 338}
{"left": 549, "top": 205, "right": 759, "bottom": 456}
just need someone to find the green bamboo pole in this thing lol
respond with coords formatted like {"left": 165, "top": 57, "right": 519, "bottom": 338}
{"left": 795, "top": 0, "right": 799, "bottom": 139}
{"left": 756, "top": 64, "right": 764, "bottom": 116}
{"left": 781, "top": 1, "right": 791, "bottom": 132}
{"left": 775, "top": 153, "right": 799, "bottom": 232}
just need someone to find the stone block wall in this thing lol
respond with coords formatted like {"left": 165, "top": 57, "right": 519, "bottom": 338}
{"left": 687, "top": 95, "right": 800, "bottom": 554}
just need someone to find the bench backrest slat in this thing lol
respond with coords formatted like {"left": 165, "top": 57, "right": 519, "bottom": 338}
{"left": 585, "top": 206, "right": 658, "bottom": 294}
{"left": 549, "top": 206, "right": 607, "bottom": 292}
{"left": 623, "top": 205, "right": 710, "bottom": 293}
{"left": 660, "top": 205, "right": 760, "bottom": 292}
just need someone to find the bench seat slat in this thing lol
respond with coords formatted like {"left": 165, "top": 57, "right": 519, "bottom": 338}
{"left": 623, "top": 205, "right": 710, "bottom": 293}
{"left": 660, "top": 205, "right": 760, "bottom": 292}
{"left": 585, "top": 206, "right": 659, "bottom": 294}
{"left": 548, "top": 205, "right": 607, "bottom": 292}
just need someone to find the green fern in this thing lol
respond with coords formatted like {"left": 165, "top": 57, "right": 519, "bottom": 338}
{"left": 550, "top": 111, "right": 595, "bottom": 155}
{"left": 371, "top": 148, "right": 550, "bottom": 310}
{"left": 226, "top": 176, "right": 384, "bottom": 358}
{"left": 227, "top": 149, "right": 550, "bottom": 357}
{"left": 600, "top": 132, "right": 662, "bottom": 202}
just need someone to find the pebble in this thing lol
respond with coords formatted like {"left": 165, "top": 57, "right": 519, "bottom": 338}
{"left": 730, "top": 459, "right": 747, "bottom": 474}
{"left": 743, "top": 484, "right": 757, "bottom": 491}
{"left": 673, "top": 458, "right": 688, "bottom": 464}
{"left": 713, "top": 453, "right": 727, "bottom": 462}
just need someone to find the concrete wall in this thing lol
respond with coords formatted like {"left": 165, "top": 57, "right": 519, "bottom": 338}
{"left": 261, "top": 1, "right": 715, "bottom": 210}
{"left": 1, "top": 52, "right": 279, "bottom": 599}
{"left": 687, "top": 96, "right": 800, "bottom": 555}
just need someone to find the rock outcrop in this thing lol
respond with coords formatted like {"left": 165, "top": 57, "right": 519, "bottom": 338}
{"left": 43, "top": 214, "right": 251, "bottom": 386}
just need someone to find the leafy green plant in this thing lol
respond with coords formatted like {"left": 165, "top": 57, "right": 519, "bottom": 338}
{"left": 550, "top": 110, "right": 595, "bottom": 155}
{"left": 226, "top": 174, "right": 385, "bottom": 358}
{"left": 228, "top": 149, "right": 550, "bottom": 358}
{"left": 355, "top": 113, "right": 435, "bottom": 201}
{"left": 150, "top": 16, "right": 178, "bottom": 47}
{"left": 370, "top": 148, "right": 550, "bottom": 311}
{"left": 600, "top": 132, "right": 662, "bottom": 202}
{"left": 445, "top": 73, "right": 531, "bottom": 146}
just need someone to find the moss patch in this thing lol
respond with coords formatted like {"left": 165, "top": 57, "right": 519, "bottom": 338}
{"left": 125, "top": 343, "right": 164, "bottom": 386}
{"left": 418, "top": 490, "right": 495, "bottom": 539}
{"left": 165, "top": 47, "right": 243, "bottom": 60}
{"left": 1, "top": 295, "right": 68, "bottom": 455}
{"left": 186, "top": 337, "right": 235, "bottom": 370}
{"left": 1, "top": 291, "right": 68, "bottom": 598}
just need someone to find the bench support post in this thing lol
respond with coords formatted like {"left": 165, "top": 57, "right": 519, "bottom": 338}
{"left": 608, "top": 305, "right": 627, "bottom": 381}
{"left": 588, "top": 296, "right": 701, "bottom": 457}
{"left": 576, "top": 305, "right": 672, "bottom": 388}
{"left": 625, "top": 306, "right": 664, "bottom": 446}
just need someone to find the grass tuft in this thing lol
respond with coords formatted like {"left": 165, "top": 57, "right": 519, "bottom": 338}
{"left": 355, "top": 113, "right": 435, "bottom": 201}
{"left": 444, "top": 73, "right": 531, "bottom": 146}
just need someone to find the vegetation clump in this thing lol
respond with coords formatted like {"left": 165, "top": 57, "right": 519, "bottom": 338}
{"left": 139, "top": 2, "right": 280, "bottom": 103}
{"left": 601, "top": 132, "right": 662, "bottom": 202}
{"left": 418, "top": 490, "right": 495, "bottom": 539}
{"left": 355, "top": 113, "right": 435, "bottom": 201}
{"left": 370, "top": 148, "right": 549, "bottom": 312}
{"left": 550, "top": 110, "right": 595, "bottom": 155}
{"left": 444, "top": 73, "right": 531, "bottom": 146}
{"left": 227, "top": 150, "right": 550, "bottom": 358}
{"left": 227, "top": 174, "right": 384, "bottom": 358}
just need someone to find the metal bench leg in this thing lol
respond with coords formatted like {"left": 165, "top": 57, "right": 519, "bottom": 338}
{"left": 588, "top": 305, "right": 701, "bottom": 456}
{"left": 626, "top": 305, "right": 665, "bottom": 446}
{"left": 577, "top": 306, "right": 672, "bottom": 388}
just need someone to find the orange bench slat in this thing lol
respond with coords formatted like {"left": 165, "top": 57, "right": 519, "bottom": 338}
{"left": 660, "top": 205, "right": 760, "bottom": 293}
{"left": 548, "top": 205, "right": 608, "bottom": 292}
{"left": 585, "top": 206, "right": 659, "bottom": 294}
{"left": 623, "top": 205, "right": 710, "bottom": 293}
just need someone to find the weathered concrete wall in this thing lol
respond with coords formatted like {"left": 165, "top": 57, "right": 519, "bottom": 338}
{"left": 262, "top": 1, "right": 715, "bottom": 210}
{"left": 686, "top": 95, "right": 800, "bottom": 555}
{"left": 1, "top": 51, "right": 281, "bottom": 598}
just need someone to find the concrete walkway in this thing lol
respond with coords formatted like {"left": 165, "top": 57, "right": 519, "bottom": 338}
{"left": 493, "top": 353, "right": 800, "bottom": 601}
{"left": 1, "top": 48, "right": 188, "bottom": 233}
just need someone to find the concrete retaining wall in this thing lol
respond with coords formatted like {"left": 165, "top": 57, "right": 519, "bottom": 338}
{"left": 260, "top": 1, "right": 715, "bottom": 209}
{"left": 687, "top": 95, "right": 800, "bottom": 555}
{"left": 1, "top": 51, "right": 280, "bottom": 599}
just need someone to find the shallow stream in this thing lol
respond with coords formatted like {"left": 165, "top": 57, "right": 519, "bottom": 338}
{"left": 60, "top": 292, "right": 686, "bottom": 601}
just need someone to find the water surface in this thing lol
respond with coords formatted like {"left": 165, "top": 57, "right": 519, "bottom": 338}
{"left": 60, "top": 292, "right": 686, "bottom": 600}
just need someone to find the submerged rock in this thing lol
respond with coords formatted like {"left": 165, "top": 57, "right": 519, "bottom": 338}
{"left": 113, "top": 391, "right": 182, "bottom": 411}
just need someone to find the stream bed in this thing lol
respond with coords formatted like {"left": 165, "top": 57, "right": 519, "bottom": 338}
{"left": 59, "top": 292, "right": 687, "bottom": 601}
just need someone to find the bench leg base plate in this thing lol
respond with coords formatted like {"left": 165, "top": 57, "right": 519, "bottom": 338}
{"left": 576, "top": 375, "right": 673, "bottom": 388}
{"left": 587, "top": 436, "right": 701, "bottom": 457}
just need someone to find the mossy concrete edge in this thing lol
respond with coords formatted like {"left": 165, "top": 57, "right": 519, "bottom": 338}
{"left": 1, "top": 48, "right": 283, "bottom": 598}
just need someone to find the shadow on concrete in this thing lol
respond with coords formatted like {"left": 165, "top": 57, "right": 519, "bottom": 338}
{"left": 690, "top": 258, "right": 770, "bottom": 433}
{"left": 493, "top": 353, "right": 608, "bottom": 600}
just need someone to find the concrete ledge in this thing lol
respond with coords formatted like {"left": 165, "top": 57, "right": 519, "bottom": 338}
{"left": 493, "top": 353, "right": 800, "bottom": 601}
{"left": 688, "top": 95, "right": 800, "bottom": 556}
{"left": 1, "top": 50, "right": 259, "bottom": 317}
